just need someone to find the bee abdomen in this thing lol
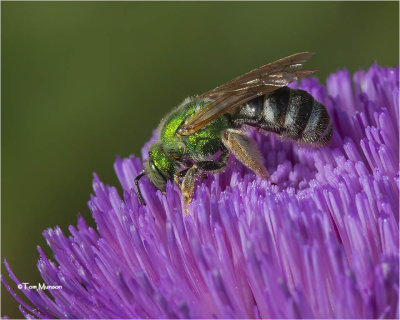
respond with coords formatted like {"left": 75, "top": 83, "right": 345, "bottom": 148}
{"left": 261, "top": 87, "right": 332, "bottom": 145}
{"left": 232, "top": 87, "right": 332, "bottom": 146}
{"left": 300, "top": 100, "right": 332, "bottom": 145}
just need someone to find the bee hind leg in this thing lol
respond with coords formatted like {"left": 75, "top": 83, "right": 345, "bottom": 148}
{"left": 221, "top": 128, "right": 270, "bottom": 180}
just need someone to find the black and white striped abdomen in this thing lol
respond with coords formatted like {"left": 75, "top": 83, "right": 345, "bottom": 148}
{"left": 232, "top": 86, "right": 332, "bottom": 145}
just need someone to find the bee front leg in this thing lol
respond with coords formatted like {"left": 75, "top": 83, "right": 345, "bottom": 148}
{"left": 180, "top": 150, "right": 229, "bottom": 216}
{"left": 174, "top": 168, "right": 189, "bottom": 189}
{"left": 181, "top": 165, "right": 199, "bottom": 216}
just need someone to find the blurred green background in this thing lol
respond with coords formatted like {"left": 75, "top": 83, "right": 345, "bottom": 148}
{"left": 1, "top": 1, "right": 398, "bottom": 318}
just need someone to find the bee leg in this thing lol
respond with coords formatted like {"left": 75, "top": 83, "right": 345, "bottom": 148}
{"left": 221, "top": 128, "right": 270, "bottom": 180}
{"left": 180, "top": 150, "right": 229, "bottom": 216}
{"left": 174, "top": 168, "right": 189, "bottom": 189}
{"left": 181, "top": 165, "right": 199, "bottom": 216}
{"left": 195, "top": 149, "right": 229, "bottom": 174}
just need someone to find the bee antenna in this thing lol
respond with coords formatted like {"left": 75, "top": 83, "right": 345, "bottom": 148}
{"left": 135, "top": 171, "right": 147, "bottom": 205}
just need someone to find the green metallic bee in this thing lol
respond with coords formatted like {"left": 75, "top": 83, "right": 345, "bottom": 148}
{"left": 135, "top": 52, "right": 332, "bottom": 215}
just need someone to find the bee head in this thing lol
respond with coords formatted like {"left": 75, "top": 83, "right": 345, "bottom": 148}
{"left": 135, "top": 144, "right": 177, "bottom": 205}
{"left": 135, "top": 144, "right": 176, "bottom": 205}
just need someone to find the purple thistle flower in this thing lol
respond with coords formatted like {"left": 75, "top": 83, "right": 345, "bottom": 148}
{"left": 2, "top": 64, "right": 399, "bottom": 319}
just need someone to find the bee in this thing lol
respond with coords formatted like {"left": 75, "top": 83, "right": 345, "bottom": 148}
{"left": 135, "top": 52, "right": 332, "bottom": 215}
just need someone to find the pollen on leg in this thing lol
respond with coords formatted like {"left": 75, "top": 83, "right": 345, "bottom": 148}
{"left": 183, "top": 195, "right": 191, "bottom": 216}
{"left": 180, "top": 165, "right": 199, "bottom": 217}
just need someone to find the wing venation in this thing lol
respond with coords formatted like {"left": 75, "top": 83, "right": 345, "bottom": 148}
{"left": 178, "top": 52, "right": 317, "bottom": 136}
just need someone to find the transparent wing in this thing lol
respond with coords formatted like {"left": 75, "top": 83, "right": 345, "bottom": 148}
{"left": 178, "top": 52, "right": 317, "bottom": 136}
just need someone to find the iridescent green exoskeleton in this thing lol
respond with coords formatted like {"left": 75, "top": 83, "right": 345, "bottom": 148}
{"left": 135, "top": 52, "right": 332, "bottom": 215}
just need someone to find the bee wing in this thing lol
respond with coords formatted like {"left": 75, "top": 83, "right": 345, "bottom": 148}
{"left": 178, "top": 52, "right": 317, "bottom": 136}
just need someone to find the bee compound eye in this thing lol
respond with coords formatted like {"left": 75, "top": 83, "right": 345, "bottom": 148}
{"left": 150, "top": 160, "right": 167, "bottom": 186}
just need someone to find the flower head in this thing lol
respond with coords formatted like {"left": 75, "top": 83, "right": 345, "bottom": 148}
{"left": 2, "top": 64, "right": 399, "bottom": 319}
